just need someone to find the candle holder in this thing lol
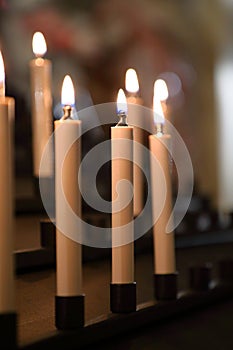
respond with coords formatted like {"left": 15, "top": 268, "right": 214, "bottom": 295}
{"left": 110, "top": 282, "right": 136, "bottom": 313}
{"left": 40, "top": 218, "right": 56, "bottom": 249}
{"left": 154, "top": 272, "right": 178, "bottom": 300}
{"left": 189, "top": 264, "right": 212, "bottom": 292}
{"left": 218, "top": 259, "right": 233, "bottom": 284}
{"left": 0, "top": 312, "right": 17, "bottom": 349}
{"left": 55, "top": 294, "right": 85, "bottom": 330}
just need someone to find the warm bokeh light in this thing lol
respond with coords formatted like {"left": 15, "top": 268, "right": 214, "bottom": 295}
{"left": 32, "top": 32, "right": 47, "bottom": 57}
{"left": 117, "top": 88, "right": 128, "bottom": 114}
{"left": 125, "top": 68, "right": 139, "bottom": 93}
{"left": 61, "top": 75, "right": 75, "bottom": 106}
{"left": 0, "top": 51, "right": 5, "bottom": 97}
{"left": 153, "top": 79, "right": 169, "bottom": 101}
{"left": 153, "top": 79, "right": 169, "bottom": 124}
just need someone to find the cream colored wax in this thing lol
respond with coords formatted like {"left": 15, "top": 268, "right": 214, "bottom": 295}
{"left": 30, "top": 57, "right": 53, "bottom": 177}
{"left": 127, "top": 96, "right": 145, "bottom": 217}
{"left": 0, "top": 97, "right": 15, "bottom": 312}
{"left": 149, "top": 134, "right": 176, "bottom": 274}
{"left": 55, "top": 119, "right": 82, "bottom": 296}
{"left": 111, "top": 126, "right": 134, "bottom": 283}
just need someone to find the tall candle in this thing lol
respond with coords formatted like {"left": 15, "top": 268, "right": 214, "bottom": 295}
{"left": 55, "top": 75, "right": 84, "bottom": 329}
{"left": 149, "top": 79, "right": 177, "bottom": 300}
{"left": 30, "top": 31, "right": 53, "bottom": 178}
{"left": 110, "top": 88, "right": 136, "bottom": 313}
{"left": 125, "top": 68, "right": 144, "bottom": 216}
{"left": 0, "top": 51, "right": 15, "bottom": 313}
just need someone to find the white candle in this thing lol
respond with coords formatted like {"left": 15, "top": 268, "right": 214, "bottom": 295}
{"left": 125, "top": 68, "right": 144, "bottom": 216}
{"left": 55, "top": 75, "right": 82, "bottom": 296}
{"left": 30, "top": 31, "right": 53, "bottom": 178}
{"left": 149, "top": 79, "right": 176, "bottom": 275}
{"left": 0, "top": 51, "right": 15, "bottom": 313}
{"left": 111, "top": 89, "right": 134, "bottom": 284}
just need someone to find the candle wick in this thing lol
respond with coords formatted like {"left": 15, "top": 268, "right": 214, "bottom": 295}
{"left": 61, "top": 105, "right": 72, "bottom": 120}
{"left": 156, "top": 123, "right": 164, "bottom": 136}
{"left": 117, "top": 112, "right": 128, "bottom": 126}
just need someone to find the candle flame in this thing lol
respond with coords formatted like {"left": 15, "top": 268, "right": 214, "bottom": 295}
{"left": 153, "top": 79, "right": 168, "bottom": 124}
{"left": 117, "top": 88, "right": 127, "bottom": 114}
{"left": 61, "top": 75, "right": 75, "bottom": 106}
{"left": 125, "top": 68, "right": 139, "bottom": 93}
{"left": 32, "top": 32, "right": 47, "bottom": 57}
{"left": 154, "top": 79, "right": 169, "bottom": 101}
{"left": 0, "top": 51, "right": 5, "bottom": 97}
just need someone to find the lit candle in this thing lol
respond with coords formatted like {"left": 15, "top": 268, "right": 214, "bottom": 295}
{"left": 110, "top": 88, "right": 136, "bottom": 313}
{"left": 125, "top": 68, "right": 144, "bottom": 216}
{"left": 149, "top": 79, "right": 177, "bottom": 300}
{"left": 55, "top": 75, "right": 84, "bottom": 329}
{"left": 30, "top": 31, "right": 53, "bottom": 178}
{"left": 0, "top": 51, "right": 15, "bottom": 314}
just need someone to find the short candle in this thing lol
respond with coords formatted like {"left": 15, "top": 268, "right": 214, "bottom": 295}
{"left": 54, "top": 75, "right": 84, "bottom": 329}
{"left": 110, "top": 88, "right": 136, "bottom": 313}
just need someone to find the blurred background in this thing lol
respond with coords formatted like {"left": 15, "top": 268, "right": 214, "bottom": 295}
{"left": 1, "top": 0, "right": 233, "bottom": 239}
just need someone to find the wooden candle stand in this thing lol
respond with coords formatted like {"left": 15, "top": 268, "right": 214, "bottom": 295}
{"left": 20, "top": 279, "right": 233, "bottom": 350}
{"left": 9, "top": 218, "right": 233, "bottom": 349}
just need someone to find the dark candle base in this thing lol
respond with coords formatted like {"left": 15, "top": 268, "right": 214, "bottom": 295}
{"left": 218, "top": 259, "right": 233, "bottom": 284}
{"left": 55, "top": 295, "right": 85, "bottom": 330}
{"left": 154, "top": 273, "right": 178, "bottom": 300}
{"left": 110, "top": 282, "right": 136, "bottom": 313}
{"left": 0, "top": 312, "right": 17, "bottom": 349}
{"left": 189, "top": 264, "right": 212, "bottom": 292}
{"left": 40, "top": 218, "right": 56, "bottom": 248}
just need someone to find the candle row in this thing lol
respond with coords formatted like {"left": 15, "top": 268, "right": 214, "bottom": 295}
{"left": 0, "top": 31, "right": 177, "bottom": 330}
{"left": 53, "top": 78, "right": 177, "bottom": 324}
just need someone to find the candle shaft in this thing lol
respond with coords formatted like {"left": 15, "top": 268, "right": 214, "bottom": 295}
{"left": 55, "top": 120, "right": 82, "bottom": 296}
{"left": 0, "top": 97, "right": 15, "bottom": 312}
{"left": 149, "top": 134, "right": 176, "bottom": 274}
{"left": 111, "top": 126, "right": 134, "bottom": 283}
{"left": 127, "top": 97, "right": 145, "bottom": 216}
{"left": 30, "top": 57, "right": 53, "bottom": 177}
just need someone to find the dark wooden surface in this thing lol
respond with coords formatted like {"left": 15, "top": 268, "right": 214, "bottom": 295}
{"left": 15, "top": 240, "right": 233, "bottom": 349}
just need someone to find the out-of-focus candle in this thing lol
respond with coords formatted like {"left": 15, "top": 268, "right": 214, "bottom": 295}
{"left": 110, "top": 88, "right": 136, "bottom": 313}
{"left": 149, "top": 79, "right": 177, "bottom": 300}
{"left": 0, "top": 51, "right": 15, "bottom": 313}
{"left": 30, "top": 31, "right": 53, "bottom": 178}
{"left": 55, "top": 75, "right": 84, "bottom": 329}
{"left": 125, "top": 68, "right": 144, "bottom": 216}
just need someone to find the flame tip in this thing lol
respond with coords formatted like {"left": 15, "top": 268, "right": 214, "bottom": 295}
{"left": 61, "top": 74, "right": 75, "bottom": 106}
{"left": 0, "top": 51, "right": 5, "bottom": 86}
{"left": 125, "top": 68, "right": 139, "bottom": 93}
{"left": 117, "top": 88, "right": 127, "bottom": 114}
{"left": 32, "top": 32, "right": 47, "bottom": 57}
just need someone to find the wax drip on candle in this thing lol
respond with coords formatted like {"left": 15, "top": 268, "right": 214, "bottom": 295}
{"left": 117, "top": 88, "right": 128, "bottom": 126}
{"left": 0, "top": 51, "right": 5, "bottom": 97}
{"left": 153, "top": 79, "right": 169, "bottom": 136}
{"left": 61, "top": 75, "right": 75, "bottom": 120}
